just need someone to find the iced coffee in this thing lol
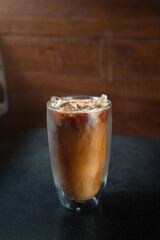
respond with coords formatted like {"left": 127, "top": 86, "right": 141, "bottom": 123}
{"left": 47, "top": 95, "right": 112, "bottom": 210}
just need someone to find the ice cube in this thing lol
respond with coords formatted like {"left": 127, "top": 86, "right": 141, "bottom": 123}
{"left": 101, "top": 94, "right": 108, "bottom": 103}
{"left": 97, "top": 94, "right": 108, "bottom": 107}
{"left": 50, "top": 96, "right": 61, "bottom": 108}
{"left": 65, "top": 103, "right": 74, "bottom": 110}
{"left": 77, "top": 102, "right": 85, "bottom": 109}
{"left": 69, "top": 102, "right": 78, "bottom": 109}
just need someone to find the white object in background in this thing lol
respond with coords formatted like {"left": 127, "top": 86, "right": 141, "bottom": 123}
{"left": 0, "top": 49, "right": 8, "bottom": 115}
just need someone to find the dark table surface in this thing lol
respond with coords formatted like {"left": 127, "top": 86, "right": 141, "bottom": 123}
{"left": 0, "top": 127, "right": 160, "bottom": 240}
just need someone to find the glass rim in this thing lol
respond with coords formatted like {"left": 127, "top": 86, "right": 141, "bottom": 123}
{"left": 47, "top": 95, "right": 112, "bottom": 112}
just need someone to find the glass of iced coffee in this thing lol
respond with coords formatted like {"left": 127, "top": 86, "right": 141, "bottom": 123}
{"left": 47, "top": 95, "right": 112, "bottom": 212}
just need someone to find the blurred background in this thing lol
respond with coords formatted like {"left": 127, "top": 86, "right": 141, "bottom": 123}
{"left": 0, "top": 0, "right": 160, "bottom": 138}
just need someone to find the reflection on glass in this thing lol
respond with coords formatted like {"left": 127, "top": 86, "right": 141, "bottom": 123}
{"left": 0, "top": 49, "right": 8, "bottom": 115}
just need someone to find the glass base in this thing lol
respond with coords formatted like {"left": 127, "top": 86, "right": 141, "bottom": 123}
{"left": 56, "top": 183, "right": 105, "bottom": 212}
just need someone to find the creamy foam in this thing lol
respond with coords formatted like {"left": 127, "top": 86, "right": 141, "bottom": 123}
{"left": 48, "top": 94, "right": 109, "bottom": 111}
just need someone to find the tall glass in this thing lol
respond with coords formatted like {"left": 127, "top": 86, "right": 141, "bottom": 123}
{"left": 47, "top": 96, "right": 112, "bottom": 212}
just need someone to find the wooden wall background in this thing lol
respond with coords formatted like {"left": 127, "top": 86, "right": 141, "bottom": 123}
{"left": 0, "top": 0, "right": 160, "bottom": 138}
